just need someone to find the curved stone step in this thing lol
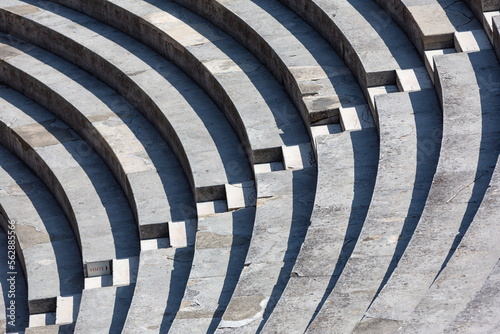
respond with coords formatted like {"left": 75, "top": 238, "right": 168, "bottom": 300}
{"left": 74, "top": 285, "right": 134, "bottom": 334}
{"left": 261, "top": 128, "right": 379, "bottom": 333}
{"left": 120, "top": 245, "right": 193, "bottom": 334}
{"left": 306, "top": 89, "right": 441, "bottom": 333}
{"left": 163, "top": 0, "right": 366, "bottom": 126}
{"left": 167, "top": 207, "right": 255, "bottom": 333}
{"left": 44, "top": 0, "right": 310, "bottom": 162}
{"left": 363, "top": 50, "right": 500, "bottom": 330}
{"left": 464, "top": 0, "right": 500, "bottom": 24}
{"left": 443, "top": 259, "right": 500, "bottom": 334}
{"left": 214, "top": 165, "right": 316, "bottom": 332}
{"left": 0, "top": 83, "right": 140, "bottom": 273}
{"left": 0, "top": 144, "right": 83, "bottom": 315}
{"left": 0, "top": 33, "right": 195, "bottom": 240}
{"left": 392, "top": 156, "right": 500, "bottom": 333}
{"left": 0, "top": 219, "right": 30, "bottom": 332}
{"left": 277, "top": 0, "right": 422, "bottom": 90}
{"left": 0, "top": 0, "right": 252, "bottom": 202}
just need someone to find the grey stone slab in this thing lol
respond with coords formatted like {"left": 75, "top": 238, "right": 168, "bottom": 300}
{"left": 279, "top": 0, "right": 422, "bottom": 88}
{"left": 307, "top": 89, "right": 441, "bottom": 333}
{"left": 365, "top": 51, "right": 500, "bottom": 326}
{"left": 0, "top": 38, "right": 196, "bottom": 239}
{"left": 219, "top": 167, "right": 316, "bottom": 331}
{"left": 121, "top": 247, "right": 193, "bottom": 333}
{"left": 262, "top": 130, "right": 378, "bottom": 332}
{"left": 169, "top": 208, "right": 254, "bottom": 329}
{"left": 0, "top": 1, "right": 252, "bottom": 202}
{"left": 0, "top": 84, "right": 139, "bottom": 266}
{"left": 444, "top": 260, "right": 500, "bottom": 334}
{"left": 47, "top": 1, "right": 307, "bottom": 160}
{"left": 389, "top": 156, "right": 500, "bottom": 333}
{"left": 74, "top": 285, "right": 134, "bottom": 334}
{"left": 169, "top": 0, "right": 366, "bottom": 124}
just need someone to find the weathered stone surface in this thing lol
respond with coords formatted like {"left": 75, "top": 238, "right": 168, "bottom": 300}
{"left": 122, "top": 247, "right": 193, "bottom": 333}
{"left": 307, "top": 89, "right": 441, "bottom": 333}
{"left": 365, "top": 51, "right": 500, "bottom": 328}
{"left": 74, "top": 285, "right": 134, "bottom": 333}
{"left": 0, "top": 1, "right": 253, "bottom": 202}
{"left": 444, "top": 260, "right": 500, "bottom": 333}
{"left": 0, "top": 83, "right": 139, "bottom": 267}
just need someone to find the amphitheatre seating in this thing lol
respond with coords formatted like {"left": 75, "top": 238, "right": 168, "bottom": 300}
{"left": 390, "top": 155, "right": 500, "bottom": 333}
{"left": 304, "top": 89, "right": 441, "bottom": 333}
{"left": 464, "top": 0, "right": 500, "bottom": 25}
{"left": 168, "top": 207, "right": 255, "bottom": 333}
{"left": 0, "top": 139, "right": 82, "bottom": 315}
{"left": 121, "top": 244, "right": 193, "bottom": 333}
{"left": 0, "top": 0, "right": 252, "bottom": 202}
{"left": 261, "top": 128, "right": 379, "bottom": 333}
{"left": 0, "top": 34, "right": 195, "bottom": 240}
{"left": 444, "top": 259, "right": 500, "bottom": 333}
{"left": 171, "top": 0, "right": 367, "bottom": 125}
{"left": 45, "top": 0, "right": 311, "bottom": 161}
{"left": 363, "top": 49, "right": 500, "bottom": 330}
{"left": 74, "top": 285, "right": 134, "bottom": 333}
{"left": 0, "top": 66, "right": 140, "bottom": 274}
{"left": 275, "top": 0, "right": 421, "bottom": 90}
{"left": 215, "top": 165, "right": 316, "bottom": 333}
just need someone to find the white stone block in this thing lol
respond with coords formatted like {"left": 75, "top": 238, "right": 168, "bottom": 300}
{"left": 310, "top": 123, "right": 342, "bottom": 148}
{"left": 225, "top": 182, "right": 256, "bottom": 211}
{"left": 483, "top": 11, "right": 500, "bottom": 39}
{"left": 282, "top": 144, "right": 315, "bottom": 170}
{"left": 196, "top": 200, "right": 227, "bottom": 217}
{"left": 367, "top": 85, "right": 398, "bottom": 113}
{"left": 29, "top": 313, "right": 56, "bottom": 327}
{"left": 253, "top": 162, "right": 284, "bottom": 174}
{"left": 84, "top": 275, "right": 113, "bottom": 289}
{"left": 396, "top": 67, "right": 433, "bottom": 92}
{"left": 424, "top": 48, "right": 455, "bottom": 81}
{"left": 168, "top": 220, "right": 196, "bottom": 248}
{"left": 140, "top": 237, "right": 170, "bottom": 251}
{"left": 113, "top": 257, "right": 139, "bottom": 286}
{"left": 56, "top": 294, "right": 81, "bottom": 325}
{"left": 455, "top": 30, "right": 491, "bottom": 52}
{"left": 340, "top": 105, "right": 375, "bottom": 131}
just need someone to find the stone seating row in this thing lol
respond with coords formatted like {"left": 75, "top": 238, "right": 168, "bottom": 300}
{"left": 361, "top": 49, "right": 500, "bottom": 333}
{"left": 0, "top": 0, "right": 253, "bottom": 204}
{"left": 0, "top": 33, "right": 195, "bottom": 241}
{"left": 47, "top": 0, "right": 312, "bottom": 162}
{"left": 0, "top": 142, "right": 82, "bottom": 316}
{"left": 0, "top": 77, "right": 140, "bottom": 273}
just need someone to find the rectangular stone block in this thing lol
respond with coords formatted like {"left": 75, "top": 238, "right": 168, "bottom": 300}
{"left": 56, "top": 294, "right": 81, "bottom": 325}
{"left": 168, "top": 220, "right": 196, "bottom": 248}
{"left": 282, "top": 143, "right": 315, "bottom": 170}
{"left": 424, "top": 48, "right": 456, "bottom": 81}
{"left": 140, "top": 237, "right": 170, "bottom": 251}
{"left": 112, "top": 257, "right": 139, "bottom": 286}
{"left": 455, "top": 30, "right": 492, "bottom": 52}
{"left": 340, "top": 104, "right": 375, "bottom": 131}
{"left": 396, "top": 67, "right": 433, "bottom": 92}
{"left": 225, "top": 182, "right": 256, "bottom": 210}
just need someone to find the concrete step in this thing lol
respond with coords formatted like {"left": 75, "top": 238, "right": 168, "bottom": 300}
{"left": 0, "top": 85, "right": 140, "bottom": 274}
{"left": 278, "top": 0, "right": 422, "bottom": 89}
{"left": 0, "top": 145, "right": 83, "bottom": 316}
{"left": 121, "top": 246, "right": 193, "bottom": 333}
{"left": 216, "top": 164, "right": 317, "bottom": 331}
{"left": 74, "top": 285, "right": 134, "bottom": 333}
{"left": 261, "top": 128, "right": 379, "bottom": 333}
{"left": 364, "top": 50, "right": 500, "bottom": 329}
{"left": 389, "top": 155, "right": 500, "bottom": 333}
{"left": 307, "top": 89, "right": 442, "bottom": 333}
{"left": 443, "top": 259, "right": 500, "bottom": 333}
{"left": 45, "top": 0, "right": 311, "bottom": 164}
{"left": 0, "top": 0, "right": 253, "bottom": 202}
{"left": 0, "top": 33, "right": 196, "bottom": 240}
{"left": 166, "top": 0, "right": 367, "bottom": 126}
{"left": 167, "top": 207, "right": 255, "bottom": 333}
